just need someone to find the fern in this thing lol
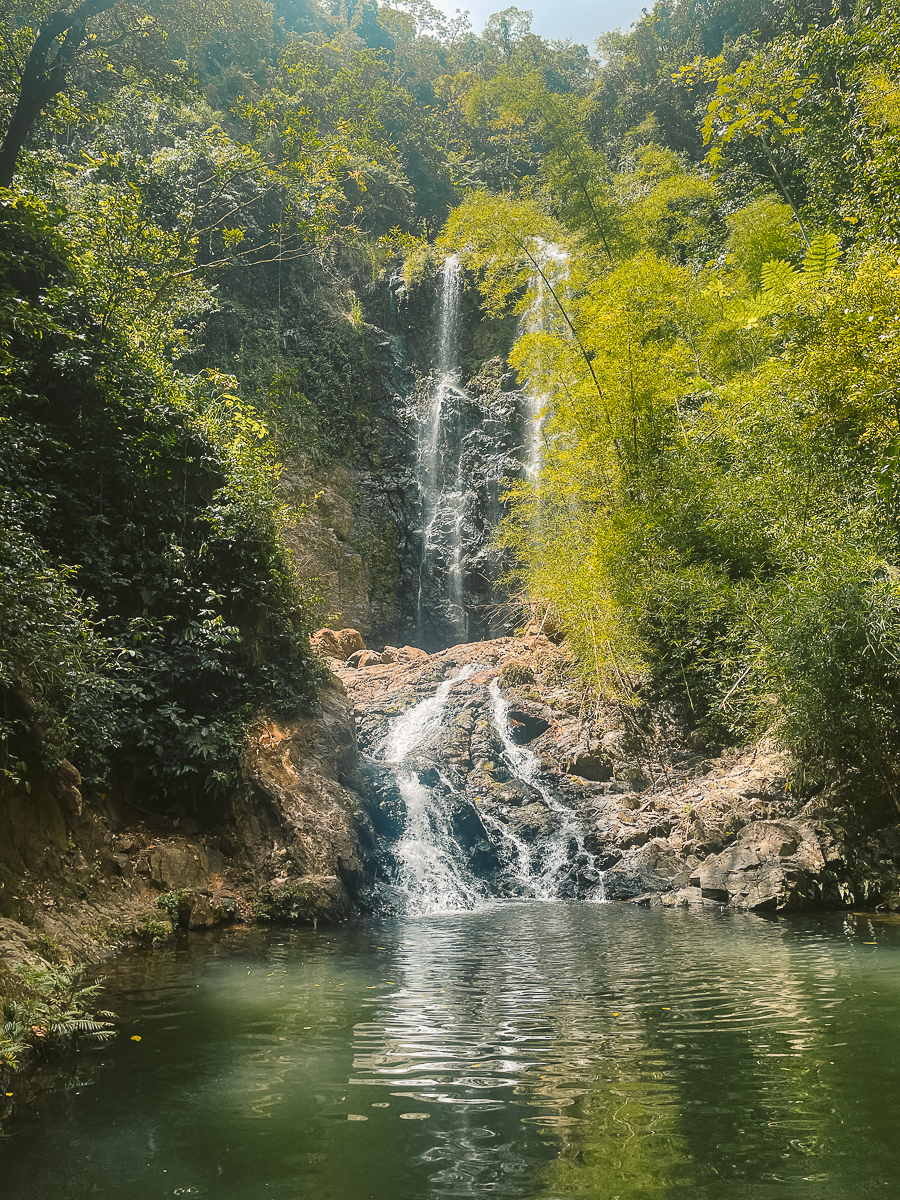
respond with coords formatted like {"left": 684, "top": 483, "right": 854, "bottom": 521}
{"left": 760, "top": 257, "right": 798, "bottom": 293}
{"left": 802, "top": 231, "right": 841, "bottom": 281}
{"left": 3, "top": 966, "right": 117, "bottom": 1056}
{"left": 728, "top": 294, "right": 781, "bottom": 324}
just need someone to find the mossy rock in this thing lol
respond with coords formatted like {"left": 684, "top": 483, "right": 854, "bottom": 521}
{"left": 255, "top": 876, "right": 347, "bottom": 924}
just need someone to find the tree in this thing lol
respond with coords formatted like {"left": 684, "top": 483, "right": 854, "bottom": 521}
{"left": 0, "top": 0, "right": 118, "bottom": 186}
{"left": 0, "top": 0, "right": 273, "bottom": 187}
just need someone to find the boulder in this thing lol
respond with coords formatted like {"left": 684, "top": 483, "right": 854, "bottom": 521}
{"left": 694, "top": 820, "right": 825, "bottom": 911}
{"left": 397, "top": 645, "right": 429, "bottom": 663}
{"left": 356, "top": 650, "right": 385, "bottom": 668}
{"left": 186, "top": 893, "right": 230, "bottom": 930}
{"left": 336, "top": 629, "right": 366, "bottom": 657}
{"left": 150, "top": 845, "right": 211, "bottom": 891}
{"left": 256, "top": 874, "right": 352, "bottom": 923}
{"left": 311, "top": 628, "right": 344, "bottom": 659}
{"left": 312, "top": 628, "right": 366, "bottom": 660}
{"left": 492, "top": 778, "right": 543, "bottom": 807}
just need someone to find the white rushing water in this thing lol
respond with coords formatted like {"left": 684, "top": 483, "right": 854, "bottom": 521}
{"left": 383, "top": 664, "right": 486, "bottom": 913}
{"left": 378, "top": 664, "right": 605, "bottom": 914}
{"left": 489, "top": 678, "right": 605, "bottom": 902}
{"left": 416, "top": 254, "right": 469, "bottom": 644}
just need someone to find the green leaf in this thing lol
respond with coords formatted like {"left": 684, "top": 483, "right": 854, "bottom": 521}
{"left": 802, "top": 232, "right": 841, "bottom": 282}
{"left": 760, "top": 257, "right": 797, "bottom": 293}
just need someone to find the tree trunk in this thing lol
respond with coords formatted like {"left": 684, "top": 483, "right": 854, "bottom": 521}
{"left": 0, "top": 0, "right": 118, "bottom": 189}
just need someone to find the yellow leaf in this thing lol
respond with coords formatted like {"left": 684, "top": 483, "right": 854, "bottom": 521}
{"left": 131, "top": 1035, "right": 142, "bottom": 1041}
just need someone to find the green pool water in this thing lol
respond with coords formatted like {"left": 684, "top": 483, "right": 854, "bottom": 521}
{"left": 2, "top": 902, "right": 899, "bottom": 1199}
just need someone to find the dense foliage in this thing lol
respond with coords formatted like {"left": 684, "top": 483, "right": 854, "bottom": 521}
{"left": 435, "top": 1, "right": 900, "bottom": 806}
{"left": 5, "top": 0, "right": 900, "bottom": 810}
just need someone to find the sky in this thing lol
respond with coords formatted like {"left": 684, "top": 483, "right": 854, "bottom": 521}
{"left": 428, "top": 1, "right": 648, "bottom": 49}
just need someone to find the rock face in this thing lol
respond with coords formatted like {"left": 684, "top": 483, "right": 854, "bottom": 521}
{"left": 0, "top": 673, "right": 376, "bottom": 973}
{"left": 280, "top": 464, "right": 379, "bottom": 636}
{"left": 233, "top": 677, "right": 375, "bottom": 922}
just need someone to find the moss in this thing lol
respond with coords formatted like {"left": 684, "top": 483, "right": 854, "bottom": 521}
{"left": 499, "top": 662, "right": 535, "bottom": 687}
{"left": 255, "top": 880, "right": 335, "bottom": 924}
{"left": 136, "top": 913, "right": 173, "bottom": 944}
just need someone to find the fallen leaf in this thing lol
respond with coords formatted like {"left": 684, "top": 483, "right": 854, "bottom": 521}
{"left": 131, "top": 1035, "right": 142, "bottom": 1042}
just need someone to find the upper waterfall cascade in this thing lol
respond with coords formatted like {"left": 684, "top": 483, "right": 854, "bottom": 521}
{"left": 416, "top": 255, "right": 469, "bottom": 645}
{"left": 392, "top": 247, "right": 571, "bottom": 648}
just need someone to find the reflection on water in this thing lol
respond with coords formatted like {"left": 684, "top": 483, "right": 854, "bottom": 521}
{"left": 1, "top": 904, "right": 899, "bottom": 1199}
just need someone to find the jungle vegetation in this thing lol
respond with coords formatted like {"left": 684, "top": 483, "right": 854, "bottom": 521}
{"left": 2, "top": 0, "right": 900, "bottom": 808}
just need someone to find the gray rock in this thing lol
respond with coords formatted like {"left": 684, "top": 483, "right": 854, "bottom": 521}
{"left": 695, "top": 820, "right": 825, "bottom": 911}
{"left": 150, "top": 846, "right": 210, "bottom": 891}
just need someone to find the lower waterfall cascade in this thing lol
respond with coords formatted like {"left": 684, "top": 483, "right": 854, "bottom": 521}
{"left": 373, "top": 663, "right": 607, "bottom": 914}
{"left": 370, "top": 248, "right": 604, "bottom": 910}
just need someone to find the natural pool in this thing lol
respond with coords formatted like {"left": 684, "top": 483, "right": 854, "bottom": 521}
{"left": 2, "top": 902, "right": 899, "bottom": 1199}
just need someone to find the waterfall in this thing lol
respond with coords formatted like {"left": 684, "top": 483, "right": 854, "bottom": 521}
{"left": 522, "top": 240, "right": 569, "bottom": 481}
{"left": 375, "top": 664, "right": 604, "bottom": 914}
{"left": 383, "top": 664, "right": 486, "bottom": 913}
{"left": 489, "top": 679, "right": 605, "bottom": 902}
{"left": 415, "top": 255, "right": 471, "bottom": 646}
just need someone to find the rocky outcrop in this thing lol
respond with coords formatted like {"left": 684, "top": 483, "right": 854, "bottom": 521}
{"left": 333, "top": 632, "right": 900, "bottom": 914}
{"left": 280, "top": 462, "right": 399, "bottom": 638}
{"left": 0, "top": 675, "right": 375, "bottom": 979}
{"left": 233, "top": 678, "right": 374, "bottom": 920}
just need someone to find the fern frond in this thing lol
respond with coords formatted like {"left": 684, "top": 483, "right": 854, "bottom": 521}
{"left": 802, "top": 231, "right": 840, "bottom": 281}
{"left": 761, "top": 257, "right": 797, "bottom": 293}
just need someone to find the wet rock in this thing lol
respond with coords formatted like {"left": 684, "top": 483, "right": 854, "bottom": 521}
{"left": 603, "top": 865, "right": 680, "bottom": 902}
{"left": 566, "top": 751, "right": 612, "bottom": 782}
{"left": 187, "top": 895, "right": 229, "bottom": 930}
{"left": 351, "top": 763, "right": 407, "bottom": 840}
{"left": 491, "top": 778, "right": 543, "bottom": 807}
